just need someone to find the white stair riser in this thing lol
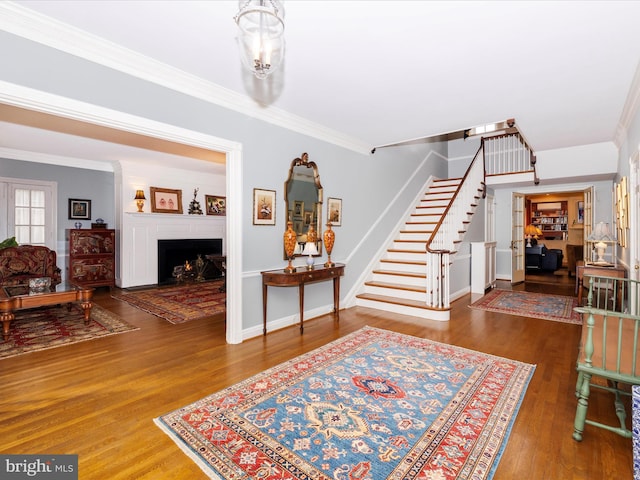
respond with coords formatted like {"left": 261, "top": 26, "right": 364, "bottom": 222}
{"left": 371, "top": 272, "right": 426, "bottom": 286}
{"left": 364, "top": 285, "right": 426, "bottom": 301}
{"left": 398, "top": 231, "right": 430, "bottom": 241}
{"left": 355, "top": 298, "right": 450, "bottom": 321}
{"left": 392, "top": 240, "right": 425, "bottom": 250}
{"left": 404, "top": 223, "right": 435, "bottom": 232}
{"left": 386, "top": 251, "right": 426, "bottom": 262}
{"left": 419, "top": 200, "right": 449, "bottom": 207}
{"left": 410, "top": 214, "right": 441, "bottom": 222}
{"left": 379, "top": 261, "right": 425, "bottom": 274}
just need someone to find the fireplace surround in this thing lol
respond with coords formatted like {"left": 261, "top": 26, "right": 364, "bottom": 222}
{"left": 157, "top": 238, "right": 223, "bottom": 284}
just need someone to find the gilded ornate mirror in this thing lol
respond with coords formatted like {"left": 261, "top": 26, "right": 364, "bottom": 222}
{"left": 284, "top": 153, "right": 323, "bottom": 259}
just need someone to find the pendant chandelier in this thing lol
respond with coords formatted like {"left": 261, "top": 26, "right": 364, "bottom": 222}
{"left": 234, "top": 0, "right": 285, "bottom": 79}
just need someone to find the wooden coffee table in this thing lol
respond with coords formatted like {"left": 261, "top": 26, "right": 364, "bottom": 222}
{"left": 0, "top": 283, "right": 94, "bottom": 341}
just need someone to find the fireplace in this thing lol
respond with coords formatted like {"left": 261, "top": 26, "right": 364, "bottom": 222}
{"left": 157, "top": 238, "right": 223, "bottom": 284}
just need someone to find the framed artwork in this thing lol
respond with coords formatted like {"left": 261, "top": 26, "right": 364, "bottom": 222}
{"left": 304, "top": 211, "right": 313, "bottom": 225}
{"left": 577, "top": 201, "right": 584, "bottom": 224}
{"left": 293, "top": 201, "right": 304, "bottom": 217}
{"left": 327, "top": 197, "right": 342, "bottom": 226}
{"left": 68, "top": 199, "right": 91, "bottom": 220}
{"left": 205, "top": 195, "right": 226, "bottom": 216}
{"left": 253, "top": 188, "right": 276, "bottom": 225}
{"left": 150, "top": 187, "right": 183, "bottom": 214}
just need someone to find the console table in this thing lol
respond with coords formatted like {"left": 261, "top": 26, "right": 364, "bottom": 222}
{"left": 261, "top": 263, "right": 345, "bottom": 335}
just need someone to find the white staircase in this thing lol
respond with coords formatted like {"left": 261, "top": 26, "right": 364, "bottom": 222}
{"left": 356, "top": 178, "right": 482, "bottom": 320}
{"left": 355, "top": 130, "right": 536, "bottom": 321}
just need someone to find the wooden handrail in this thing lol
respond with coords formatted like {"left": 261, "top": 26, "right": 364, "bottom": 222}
{"left": 425, "top": 141, "right": 485, "bottom": 255}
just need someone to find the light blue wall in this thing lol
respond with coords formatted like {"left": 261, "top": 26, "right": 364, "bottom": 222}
{"left": 0, "top": 31, "right": 448, "bottom": 331}
{"left": 0, "top": 157, "right": 115, "bottom": 242}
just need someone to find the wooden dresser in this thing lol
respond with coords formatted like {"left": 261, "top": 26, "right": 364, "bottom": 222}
{"left": 66, "top": 229, "right": 116, "bottom": 287}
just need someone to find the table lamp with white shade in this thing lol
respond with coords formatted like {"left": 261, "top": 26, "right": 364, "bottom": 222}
{"left": 587, "top": 222, "right": 614, "bottom": 264}
{"left": 302, "top": 241, "right": 318, "bottom": 270}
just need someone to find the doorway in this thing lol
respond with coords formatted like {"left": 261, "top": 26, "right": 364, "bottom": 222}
{"left": 523, "top": 191, "right": 585, "bottom": 286}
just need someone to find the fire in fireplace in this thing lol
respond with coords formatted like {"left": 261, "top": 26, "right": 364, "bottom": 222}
{"left": 157, "top": 238, "right": 223, "bottom": 284}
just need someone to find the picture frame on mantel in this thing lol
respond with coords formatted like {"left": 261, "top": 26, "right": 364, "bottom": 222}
{"left": 205, "top": 195, "right": 226, "bottom": 216}
{"left": 150, "top": 187, "right": 183, "bottom": 214}
{"left": 253, "top": 188, "right": 276, "bottom": 225}
{"left": 68, "top": 198, "right": 91, "bottom": 220}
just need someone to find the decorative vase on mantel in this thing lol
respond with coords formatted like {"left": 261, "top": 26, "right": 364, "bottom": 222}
{"left": 283, "top": 221, "right": 297, "bottom": 273}
{"left": 323, "top": 222, "right": 335, "bottom": 267}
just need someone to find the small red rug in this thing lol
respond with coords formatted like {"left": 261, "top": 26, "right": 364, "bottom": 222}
{"left": 0, "top": 304, "right": 138, "bottom": 359}
{"left": 112, "top": 280, "right": 225, "bottom": 324}
{"left": 469, "top": 289, "right": 581, "bottom": 324}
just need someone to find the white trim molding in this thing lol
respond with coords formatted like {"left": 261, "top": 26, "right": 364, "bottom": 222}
{"left": 0, "top": 2, "right": 370, "bottom": 155}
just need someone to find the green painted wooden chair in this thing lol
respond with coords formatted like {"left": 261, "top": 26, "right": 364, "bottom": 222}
{"left": 573, "top": 274, "right": 640, "bottom": 441}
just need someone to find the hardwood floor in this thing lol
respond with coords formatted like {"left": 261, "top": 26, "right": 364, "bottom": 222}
{"left": 0, "top": 277, "right": 633, "bottom": 479}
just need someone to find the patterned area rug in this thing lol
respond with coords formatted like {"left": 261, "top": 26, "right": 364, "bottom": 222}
{"left": 155, "top": 326, "right": 535, "bottom": 480}
{"left": 0, "top": 304, "right": 138, "bottom": 359}
{"left": 112, "top": 280, "right": 225, "bottom": 324}
{"left": 469, "top": 289, "right": 581, "bottom": 324}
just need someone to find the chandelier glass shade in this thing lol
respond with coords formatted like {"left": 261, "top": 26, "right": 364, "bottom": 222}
{"left": 234, "top": 0, "right": 285, "bottom": 79}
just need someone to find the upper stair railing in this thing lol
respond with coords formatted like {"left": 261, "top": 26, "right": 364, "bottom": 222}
{"left": 484, "top": 131, "right": 539, "bottom": 183}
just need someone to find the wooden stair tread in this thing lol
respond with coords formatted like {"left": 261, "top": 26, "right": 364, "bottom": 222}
{"left": 364, "top": 281, "right": 425, "bottom": 292}
{"left": 387, "top": 248, "right": 426, "bottom": 253}
{"left": 380, "top": 259, "right": 426, "bottom": 266}
{"left": 372, "top": 269, "right": 426, "bottom": 278}
{"left": 356, "top": 293, "right": 449, "bottom": 311}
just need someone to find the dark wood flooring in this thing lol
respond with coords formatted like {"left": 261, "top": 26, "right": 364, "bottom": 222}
{"left": 0, "top": 272, "right": 633, "bottom": 479}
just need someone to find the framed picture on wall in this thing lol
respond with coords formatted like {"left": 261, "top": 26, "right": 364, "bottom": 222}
{"left": 327, "top": 197, "right": 342, "bottom": 226}
{"left": 205, "top": 195, "right": 226, "bottom": 216}
{"left": 150, "top": 187, "right": 183, "bottom": 214}
{"left": 253, "top": 188, "right": 276, "bottom": 225}
{"left": 577, "top": 201, "right": 584, "bottom": 224}
{"left": 68, "top": 198, "right": 91, "bottom": 220}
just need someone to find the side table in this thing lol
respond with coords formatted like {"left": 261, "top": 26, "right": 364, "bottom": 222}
{"left": 261, "top": 263, "right": 345, "bottom": 335}
{"left": 576, "top": 261, "right": 626, "bottom": 305}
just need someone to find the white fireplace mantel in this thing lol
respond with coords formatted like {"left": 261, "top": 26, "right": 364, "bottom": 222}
{"left": 118, "top": 212, "right": 226, "bottom": 288}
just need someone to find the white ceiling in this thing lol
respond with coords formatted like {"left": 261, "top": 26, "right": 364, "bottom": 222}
{"left": 3, "top": 0, "right": 640, "bottom": 165}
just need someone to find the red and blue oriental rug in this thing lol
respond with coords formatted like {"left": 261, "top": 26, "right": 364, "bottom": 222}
{"left": 469, "top": 289, "right": 581, "bottom": 325}
{"left": 155, "top": 326, "right": 535, "bottom": 479}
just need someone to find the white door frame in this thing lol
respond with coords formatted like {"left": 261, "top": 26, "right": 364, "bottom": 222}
{"left": 511, "top": 192, "right": 525, "bottom": 283}
{"left": 0, "top": 83, "right": 245, "bottom": 344}
{"left": 630, "top": 149, "right": 639, "bottom": 282}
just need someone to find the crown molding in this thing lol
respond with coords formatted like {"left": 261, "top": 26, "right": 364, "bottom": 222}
{"left": 616, "top": 61, "right": 640, "bottom": 149}
{"left": 0, "top": 2, "right": 370, "bottom": 155}
{"left": 0, "top": 146, "right": 114, "bottom": 172}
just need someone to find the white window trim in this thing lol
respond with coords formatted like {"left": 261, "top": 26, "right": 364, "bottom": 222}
{"left": 0, "top": 176, "right": 57, "bottom": 250}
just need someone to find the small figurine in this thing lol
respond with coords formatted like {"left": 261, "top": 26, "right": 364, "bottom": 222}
{"left": 188, "top": 188, "right": 203, "bottom": 215}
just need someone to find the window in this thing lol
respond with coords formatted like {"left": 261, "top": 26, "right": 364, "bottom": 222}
{"left": 0, "top": 177, "right": 57, "bottom": 249}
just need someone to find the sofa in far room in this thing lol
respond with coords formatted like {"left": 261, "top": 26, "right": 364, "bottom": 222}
{"left": 525, "top": 245, "right": 564, "bottom": 272}
{"left": 0, "top": 244, "right": 62, "bottom": 287}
